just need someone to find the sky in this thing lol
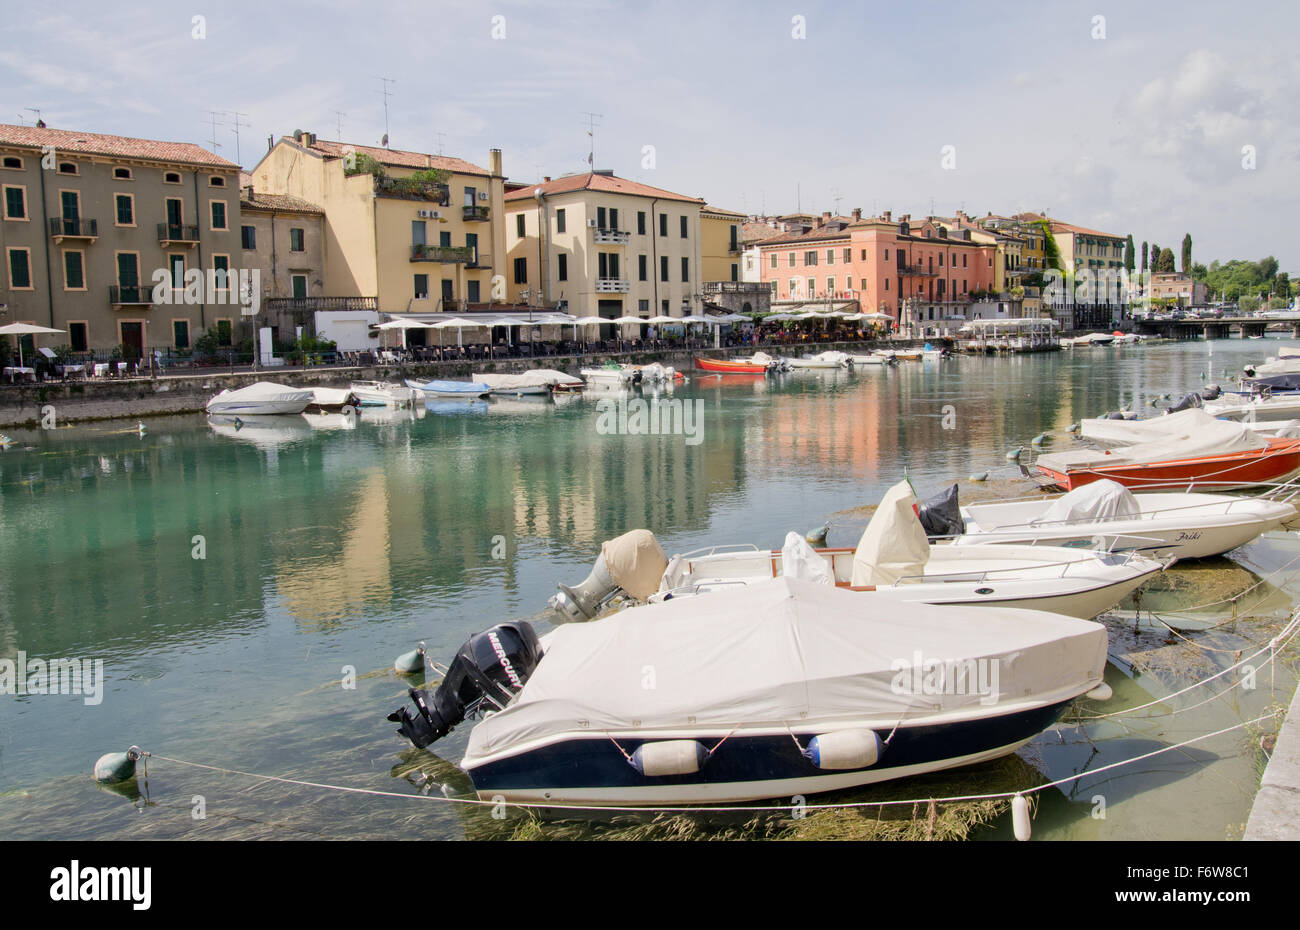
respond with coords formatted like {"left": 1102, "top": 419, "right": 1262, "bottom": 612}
{"left": 2, "top": 0, "right": 1296, "bottom": 268}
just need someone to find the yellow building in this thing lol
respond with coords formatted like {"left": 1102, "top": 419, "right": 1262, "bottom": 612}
{"left": 700, "top": 205, "right": 745, "bottom": 284}
{"left": 503, "top": 171, "right": 704, "bottom": 320}
{"left": 249, "top": 132, "right": 506, "bottom": 314}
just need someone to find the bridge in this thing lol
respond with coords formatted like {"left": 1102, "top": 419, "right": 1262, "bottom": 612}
{"left": 1133, "top": 316, "right": 1300, "bottom": 339}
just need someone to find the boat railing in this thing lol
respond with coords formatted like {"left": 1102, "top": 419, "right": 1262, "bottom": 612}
{"left": 680, "top": 544, "right": 763, "bottom": 559}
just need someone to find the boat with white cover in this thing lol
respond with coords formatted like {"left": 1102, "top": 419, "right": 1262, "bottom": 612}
{"left": 205, "top": 381, "right": 315, "bottom": 415}
{"left": 404, "top": 378, "right": 491, "bottom": 398}
{"left": 473, "top": 369, "right": 583, "bottom": 395}
{"left": 581, "top": 365, "right": 637, "bottom": 386}
{"left": 349, "top": 380, "right": 414, "bottom": 407}
{"left": 549, "top": 482, "right": 1167, "bottom": 622}
{"left": 787, "top": 350, "right": 850, "bottom": 369}
{"left": 1202, "top": 392, "right": 1300, "bottom": 422}
{"left": 942, "top": 479, "right": 1299, "bottom": 559}
{"left": 846, "top": 353, "right": 891, "bottom": 366}
{"left": 386, "top": 575, "right": 1108, "bottom": 805}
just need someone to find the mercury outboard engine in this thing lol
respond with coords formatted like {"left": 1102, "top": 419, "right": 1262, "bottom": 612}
{"left": 387, "top": 621, "right": 543, "bottom": 749}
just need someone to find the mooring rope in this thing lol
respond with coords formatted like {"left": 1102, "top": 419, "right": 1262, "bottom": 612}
{"left": 133, "top": 710, "right": 1283, "bottom": 818}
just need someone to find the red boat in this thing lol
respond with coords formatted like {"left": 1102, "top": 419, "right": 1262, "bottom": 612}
{"left": 1036, "top": 436, "right": 1300, "bottom": 491}
{"left": 694, "top": 356, "right": 769, "bottom": 374}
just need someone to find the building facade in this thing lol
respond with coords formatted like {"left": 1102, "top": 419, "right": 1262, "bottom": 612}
{"left": 502, "top": 170, "right": 705, "bottom": 321}
{"left": 700, "top": 205, "right": 745, "bottom": 284}
{"left": 249, "top": 133, "right": 506, "bottom": 316}
{"left": 0, "top": 123, "right": 241, "bottom": 359}
{"left": 238, "top": 181, "right": 328, "bottom": 345}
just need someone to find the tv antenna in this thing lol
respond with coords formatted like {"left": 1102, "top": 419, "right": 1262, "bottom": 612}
{"left": 330, "top": 109, "right": 347, "bottom": 139}
{"left": 205, "top": 110, "right": 225, "bottom": 152}
{"left": 581, "top": 112, "right": 602, "bottom": 167}
{"left": 227, "top": 110, "right": 250, "bottom": 165}
{"left": 432, "top": 131, "right": 445, "bottom": 156}
{"left": 24, "top": 107, "right": 44, "bottom": 127}
{"left": 376, "top": 77, "right": 395, "bottom": 147}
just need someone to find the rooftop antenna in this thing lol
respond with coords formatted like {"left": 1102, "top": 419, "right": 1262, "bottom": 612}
{"left": 433, "top": 131, "right": 445, "bottom": 157}
{"left": 227, "top": 110, "right": 250, "bottom": 165}
{"left": 534, "top": 163, "right": 543, "bottom": 183}
{"left": 581, "top": 112, "right": 602, "bottom": 168}
{"left": 376, "top": 76, "right": 395, "bottom": 147}
{"left": 330, "top": 109, "right": 346, "bottom": 139}
{"left": 796, "top": 182, "right": 801, "bottom": 213}
{"left": 24, "top": 107, "right": 43, "bottom": 127}
{"left": 205, "top": 110, "right": 224, "bottom": 153}
{"left": 831, "top": 188, "right": 843, "bottom": 216}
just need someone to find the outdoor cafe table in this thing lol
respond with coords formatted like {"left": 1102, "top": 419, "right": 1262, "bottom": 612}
{"left": 3, "top": 366, "right": 36, "bottom": 383}
{"left": 58, "top": 363, "right": 86, "bottom": 379}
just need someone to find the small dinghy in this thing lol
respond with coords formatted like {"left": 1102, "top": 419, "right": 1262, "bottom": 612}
{"left": 929, "top": 480, "right": 1300, "bottom": 560}
{"left": 386, "top": 576, "right": 1108, "bottom": 805}
{"left": 349, "top": 380, "right": 414, "bottom": 407}
{"left": 205, "top": 381, "right": 314, "bottom": 415}
{"left": 788, "top": 350, "right": 850, "bottom": 369}
{"left": 306, "top": 387, "right": 359, "bottom": 412}
{"left": 405, "top": 378, "right": 491, "bottom": 398}
{"left": 695, "top": 356, "right": 770, "bottom": 373}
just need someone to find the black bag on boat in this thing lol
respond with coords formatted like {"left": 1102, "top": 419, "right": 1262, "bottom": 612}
{"left": 1164, "top": 392, "right": 1203, "bottom": 414}
{"left": 917, "top": 484, "right": 965, "bottom": 538}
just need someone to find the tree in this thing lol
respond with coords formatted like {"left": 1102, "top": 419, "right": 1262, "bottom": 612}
{"left": 1191, "top": 262, "right": 1209, "bottom": 280}
{"left": 1141, "top": 241, "right": 1148, "bottom": 272}
{"left": 1124, "top": 234, "right": 1135, "bottom": 273}
{"left": 1181, "top": 234, "right": 1192, "bottom": 274}
{"left": 1275, "top": 271, "right": 1291, "bottom": 299}
{"left": 1040, "top": 221, "right": 1063, "bottom": 270}
{"left": 1156, "top": 248, "right": 1176, "bottom": 273}
{"left": 1150, "top": 243, "right": 1159, "bottom": 272}
{"left": 1239, "top": 295, "right": 1261, "bottom": 313}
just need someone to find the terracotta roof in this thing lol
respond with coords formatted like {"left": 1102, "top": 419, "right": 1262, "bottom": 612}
{"left": 702, "top": 204, "right": 746, "bottom": 219}
{"left": 1046, "top": 219, "right": 1124, "bottom": 240}
{"left": 742, "top": 221, "right": 784, "bottom": 243}
{"left": 504, "top": 172, "right": 705, "bottom": 204}
{"left": 754, "top": 223, "right": 854, "bottom": 246}
{"left": 0, "top": 123, "right": 237, "bottom": 169}
{"left": 299, "top": 137, "right": 490, "bottom": 177}
{"left": 240, "top": 189, "right": 324, "bottom": 215}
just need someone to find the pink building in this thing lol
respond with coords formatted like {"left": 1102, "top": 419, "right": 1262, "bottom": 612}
{"left": 757, "top": 211, "right": 998, "bottom": 331}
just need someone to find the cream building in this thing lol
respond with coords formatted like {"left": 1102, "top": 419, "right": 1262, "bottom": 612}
{"left": 700, "top": 204, "right": 745, "bottom": 284}
{"left": 503, "top": 171, "right": 705, "bottom": 324}
{"left": 248, "top": 133, "right": 506, "bottom": 315}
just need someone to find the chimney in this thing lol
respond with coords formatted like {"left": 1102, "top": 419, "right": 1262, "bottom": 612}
{"left": 543, "top": 176, "right": 551, "bottom": 183}
{"left": 883, "top": 210, "right": 892, "bottom": 221}
{"left": 489, "top": 148, "right": 502, "bottom": 177}
{"left": 822, "top": 211, "right": 832, "bottom": 224}
{"left": 852, "top": 207, "right": 862, "bottom": 221}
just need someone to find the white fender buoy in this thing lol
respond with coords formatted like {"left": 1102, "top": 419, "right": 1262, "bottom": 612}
{"left": 805, "top": 523, "right": 829, "bottom": 546}
{"left": 1012, "top": 793, "right": 1032, "bottom": 841}
{"left": 1031, "top": 432, "right": 1047, "bottom": 446}
{"left": 1085, "top": 682, "right": 1113, "bottom": 701}
{"left": 629, "top": 740, "right": 708, "bottom": 777}
{"left": 1005, "top": 447, "right": 1022, "bottom": 461}
{"left": 1066, "top": 423, "right": 1079, "bottom": 433}
{"left": 394, "top": 641, "right": 427, "bottom": 675}
{"left": 94, "top": 746, "right": 143, "bottom": 784}
{"left": 969, "top": 471, "right": 989, "bottom": 482}
{"left": 805, "top": 730, "right": 881, "bottom": 770}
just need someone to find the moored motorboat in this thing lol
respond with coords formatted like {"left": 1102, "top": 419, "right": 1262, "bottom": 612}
{"left": 306, "top": 387, "right": 359, "bottom": 412}
{"left": 788, "top": 350, "right": 850, "bottom": 369}
{"left": 386, "top": 576, "right": 1109, "bottom": 805}
{"left": 929, "top": 479, "right": 1299, "bottom": 559}
{"left": 695, "top": 355, "right": 770, "bottom": 373}
{"left": 405, "top": 378, "right": 492, "bottom": 398}
{"left": 205, "top": 381, "right": 315, "bottom": 416}
{"left": 473, "top": 369, "right": 583, "bottom": 395}
{"left": 582, "top": 364, "right": 637, "bottom": 386}
{"left": 846, "top": 353, "right": 890, "bottom": 366}
{"left": 350, "top": 380, "right": 415, "bottom": 407}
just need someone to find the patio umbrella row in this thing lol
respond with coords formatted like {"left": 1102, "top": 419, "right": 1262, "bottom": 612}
{"left": 0, "top": 322, "right": 65, "bottom": 367}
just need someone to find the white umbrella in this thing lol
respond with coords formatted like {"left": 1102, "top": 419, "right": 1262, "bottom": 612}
{"left": 647, "top": 315, "right": 682, "bottom": 325}
{"left": 0, "top": 322, "right": 63, "bottom": 368}
{"left": 680, "top": 314, "right": 716, "bottom": 325}
{"left": 573, "top": 316, "right": 606, "bottom": 325}
{"left": 432, "top": 317, "right": 492, "bottom": 347}
{"left": 611, "top": 315, "right": 649, "bottom": 325}
{"left": 377, "top": 318, "right": 432, "bottom": 348}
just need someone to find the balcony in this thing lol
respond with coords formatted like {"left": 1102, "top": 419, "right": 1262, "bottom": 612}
{"left": 705, "top": 281, "right": 773, "bottom": 295}
{"left": 109, "top": 284, "right": 154, "bottom": 306}
{"left": 728, "top": 241, "right": 742, "bottom": 254}
{"left": 592, "top": 227, "right": 630, "bottom": 245}
{"left": 899, "top": 263, "right": 939, "bottom": 277}
{"left": 263, "top": 296, "right": 378, "bottom": 317}
{"left": 410, "top": 243, "right": 474, "bottom": 263}
{"left": 462, "top": 204, "right": 490, "bottom": 222}
{"left": 49, "top": 217, "right": 98, "bottom": 243}
{"left": 158, "top": 223, "right": 200, "bottom": 247}
{"left": 375, "top": 177, "right": 450, "bottom": 204}
{"left": 595, "top": 277, "right": 630, "bottom": 293}
{"left": 467, "top": 252, "right": 491, "bottom": 269}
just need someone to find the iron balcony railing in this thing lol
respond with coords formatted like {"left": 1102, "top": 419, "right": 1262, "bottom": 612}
{"left": 595, "top": 277, "right": 630, "bottom": 293}
{"left": 157, "top": 223, "right": 200, "bottom": 243}
{"left": 462, "top": 204, "right": 490, "bottom": 222}
{"left": 109, "top": 284, "right": 154, "bottom": 305}
{"left": 375, "top": 177, "right": 450, "bottom": 204}
{"left": 263, "top": 297, "right": 378, "bottom": 313}
{"left": 50, "top": 217, "right": 98, "bottom": 239}
{"left": 410, "top": 243, "right": 475, "bottom": 263}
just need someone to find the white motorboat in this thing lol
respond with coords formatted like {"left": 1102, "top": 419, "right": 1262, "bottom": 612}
{"left": 729, "top": 351, "right": 789, "bottom": 371}
{"left": 404, "top": 378, "right": 491, "bottom": 398}
{"left": 349, "top": 380, "right": 415, "bottom": 407}
{"left": 549, "top": 482, "right": 1167, "bottom": 622}
{"left": 581, "top": 365, "right": 636, "bottom": 386}
{"left": 205, "top": 381, "right": 314, "bottom": 416}
{"left": 937, "top": 479, "right": 1299, "bottom": 560}
{"left": 1203, "top": 392, "right": 1300, "bottom": 422}
{"left": 387, "top": 576, "right": 1108, "bottom": 805}
{"left": 473, "top": 369, "right": 583, "bottom": 396}
{"left": 624, "top": 362, "right": 680, "bottom": 383}
{"left": 846, "top": 353, "right": 890, "bottom": 366}
{"left": 306, "top": 387, "right": 359, "bottom": 411}
{"left": 788, "top": 350, "right": 850, "bottom": 369}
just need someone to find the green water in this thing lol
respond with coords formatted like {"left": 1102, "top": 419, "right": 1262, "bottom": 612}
{"left": 1, "top": 340, "right": 1296, "bottom": 840}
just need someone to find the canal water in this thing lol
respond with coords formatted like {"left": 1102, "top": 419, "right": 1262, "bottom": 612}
{"left": 1, "top": 338, "right": 1297, "bottom": 840}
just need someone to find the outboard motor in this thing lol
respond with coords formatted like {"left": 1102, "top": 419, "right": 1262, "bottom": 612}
{"left": 387, "top": 621, "right": 543, "bottom": 749}
{"left": 1164, "top": 391, "right": 1203, "bottom": 415}
{"left": 917, "top": 484, "right": 965, "bottom": 538}
{"left": 550, "top": 550, "right": 620, "bottom": 623}
{"left": 549, "top": 529, "right": 668, "bottom": 623}
{"left": 1201, "top": 383, "right": 1222, "bottom": 401}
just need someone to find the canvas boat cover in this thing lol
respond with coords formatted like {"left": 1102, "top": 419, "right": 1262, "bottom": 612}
{"left": 473, "top": 369, "right": 582, "bottom": 390}
{"left": 462, "top": 576, "right": 1107, "bottom": 764}
{"left": 851, "top": 480, "right": 931, "bottom": 586}
{"left": 750, "top": 351, "right": 777, "bottom": 366}
{"left": 602, "top": 529, "right": 668, "bottom": 601}
{"left": 780, "top": 532, "right": 834, "bottom": 585}
{"left": 1030, "top": 479, "right": 1140, "bottom": 525}
{"left": 1042, "top": 410, "right": 1267, "bottom": 472}
{"left": 211, "top": 381, "right": 313, "bottom": 403}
